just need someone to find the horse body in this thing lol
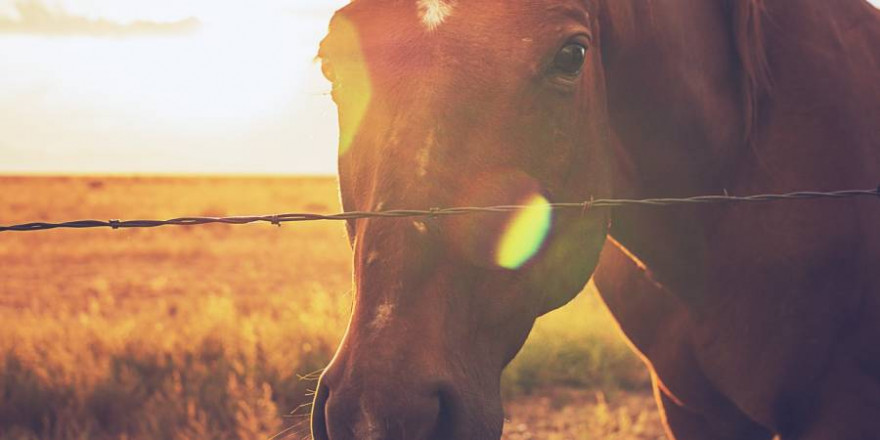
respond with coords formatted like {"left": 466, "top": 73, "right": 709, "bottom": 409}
{"left": 313, "top": 0, "right": 880, "bottom": 438}
{"left": 597, "top": 1, "right": 880, "bottom": 438}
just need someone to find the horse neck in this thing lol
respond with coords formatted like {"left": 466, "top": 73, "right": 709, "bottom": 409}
{"left": 600, "top": 0, "right": 749, "bottom": 200}
{"left": 606, "top": 0, "right": 880, "bottom": 198}
{"left": 605, "top": 0, "right": 880, "bottom": 305}
{"left": 599, "top": 0, "right": 751, "bottom": 302}
{"left": 751, "top": 0, "right": 880, "bottom": 186}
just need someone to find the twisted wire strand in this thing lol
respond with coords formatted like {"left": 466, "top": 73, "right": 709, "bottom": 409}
{"left": 2, "top": 188, "right": 878, "bottom": 233}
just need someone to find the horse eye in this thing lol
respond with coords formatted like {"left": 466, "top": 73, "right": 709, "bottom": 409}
{"left": 553, "top": 43, "right": 587, "bottom": 76}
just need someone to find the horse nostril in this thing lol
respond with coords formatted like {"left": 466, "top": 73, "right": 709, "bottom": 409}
{"left": 432, "top": 384, "right": 461, "bottom": 439}
{"left": 310, "top": 381, "right": 331, "bottom": 440}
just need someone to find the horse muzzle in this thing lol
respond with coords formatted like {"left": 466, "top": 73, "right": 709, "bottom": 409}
{"left": 310, "top": 367, "right": 467, "bottom": 440}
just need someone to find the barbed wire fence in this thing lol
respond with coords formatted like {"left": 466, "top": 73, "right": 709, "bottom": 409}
{"left": 2, "top": 188, "right": 878, "bottom": 233}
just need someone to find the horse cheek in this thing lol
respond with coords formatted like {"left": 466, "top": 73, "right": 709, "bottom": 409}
{"left": 529, "top": 213, "right": 609, "bottom": 315}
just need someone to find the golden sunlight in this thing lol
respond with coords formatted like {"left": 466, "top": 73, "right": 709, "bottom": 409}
{"left": 329, "top": 15, "right": 373, "bottom": 156}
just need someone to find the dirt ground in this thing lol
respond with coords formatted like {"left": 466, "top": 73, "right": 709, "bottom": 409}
{"left": 280, "top": 388, "right": 667, "bottom": 440}
{"left": 503, "top": 388, "right": 666, "bottom": 440}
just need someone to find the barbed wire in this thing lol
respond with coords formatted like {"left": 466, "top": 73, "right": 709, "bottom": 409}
{"left": 2, "top": 187, "right": 878, "bottom": 233}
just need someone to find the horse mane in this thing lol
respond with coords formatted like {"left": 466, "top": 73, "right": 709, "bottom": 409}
{"left": 728, "top": 0, "right": 772, "bottom": 145}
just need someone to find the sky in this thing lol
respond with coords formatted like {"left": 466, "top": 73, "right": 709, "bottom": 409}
{"left": 1, "top": 1, "right": 879, "bottom": 175}
{"left": 0, "top": 0, "right": 346, "bottom": 175}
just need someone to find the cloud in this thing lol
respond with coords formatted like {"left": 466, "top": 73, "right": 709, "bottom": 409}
{"left": 0, "top": 1, "right": 200, "bottom": 37}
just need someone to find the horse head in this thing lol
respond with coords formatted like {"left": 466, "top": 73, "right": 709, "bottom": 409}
{"left": 312, "top": 1, "right": 612, "bottom": 438}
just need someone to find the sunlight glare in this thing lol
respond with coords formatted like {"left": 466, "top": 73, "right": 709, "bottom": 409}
{"left": 331, "top": 15, "right": 373, "bottom": 156}
{"left": 496, "top": 194, "right": 553, "bottom": 270}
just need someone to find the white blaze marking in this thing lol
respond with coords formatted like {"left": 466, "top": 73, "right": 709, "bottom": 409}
{"left": 417, "top": 0, "right": 454, "bottom": 31}
{"left": 416, "top": 128, "right": 436, "bottom": 178}
{"left": 413, "top": 221, "right": 428, "bottom": 234}
{"left": 371, "top": 302, "right": 395, "bottom": 330}
{"left": 415, "top": 146, "right": 430, "bottom": 177}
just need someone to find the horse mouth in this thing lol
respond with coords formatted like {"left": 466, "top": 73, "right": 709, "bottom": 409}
{"left": 310, "top": 375, "right": 501, "bottom": 440}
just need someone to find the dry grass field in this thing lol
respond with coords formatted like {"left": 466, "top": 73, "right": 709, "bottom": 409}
{"left": 0, "top": 176, "right": 664, "bottom": 440}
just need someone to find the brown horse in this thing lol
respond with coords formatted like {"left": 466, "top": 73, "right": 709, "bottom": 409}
{"left": 312, "top": 0, "right": 880, "bottom": 439}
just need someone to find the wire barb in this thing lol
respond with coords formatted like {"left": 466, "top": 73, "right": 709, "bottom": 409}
{"left": 581, "top": 196, "right": 594, "bottom": 218}
{"left": 1, "top": 187, "right": 878, "bottom": 233}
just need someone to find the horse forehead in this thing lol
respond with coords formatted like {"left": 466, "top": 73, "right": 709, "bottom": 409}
{"left": 328, "top": 1, "right": 566, "bottom": 73}
{"left": 337, "top": 0, "right": 573, "bottom": 36}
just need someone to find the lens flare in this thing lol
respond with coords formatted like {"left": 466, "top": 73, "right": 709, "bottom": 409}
{"left": 495, "top": 194, "right": 553, "bottom": 270}
{"left": 331, "top": 16, "right": 372, "bottom": 156}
